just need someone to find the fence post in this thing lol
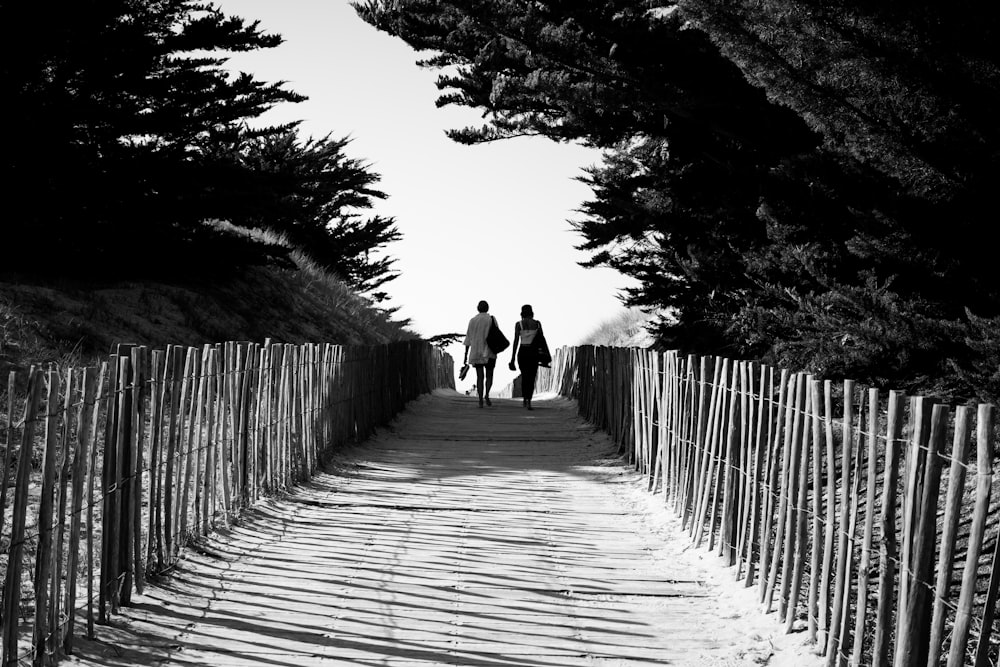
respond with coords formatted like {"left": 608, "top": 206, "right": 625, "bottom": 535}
{"left": 826, "top": 379, "right": 856, "bottom": 666}
{"left": 947, "top": 404, "right": 993, "bottom": 667}
{"left": 2, "top": 368, "right": 43, "bottom": 666}
{"left": 851, "top": 388, "right": 881, "bottom": 666}
{"left": 64, "top": 368, "right": 98, "bottom": 655}
{"left": 32, "top": 369, "right": 60, "bottom": 667}
{"left": 896, "top": 403, "right": 948, "bottom": 666}
{"left": 872, "top": 390, "right": 906, "bottom": 667}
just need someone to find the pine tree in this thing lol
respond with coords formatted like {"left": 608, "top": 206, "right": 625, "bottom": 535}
{"left": 2, "top": 0, "right": 303, "bottom": 274}
{"left": 208, "top": 130, "right": 401, "bottom": 297}
{"left": 358, "top": 0, "right": 1000, "bottom": 401}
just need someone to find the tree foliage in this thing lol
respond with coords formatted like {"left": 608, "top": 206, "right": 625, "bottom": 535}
{"left": 356, "top": 0, "right": 1000, "bottom": 401}
{"left": 205, "top": 130, "right": 401, "bottom": 298}
{"left": 3, "top": 0, "right": 400, "bottom": 298}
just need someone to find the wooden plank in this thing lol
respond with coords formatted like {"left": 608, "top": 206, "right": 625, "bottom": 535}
{"left": 765, "top": 372, "right": 798, "bottom": 613}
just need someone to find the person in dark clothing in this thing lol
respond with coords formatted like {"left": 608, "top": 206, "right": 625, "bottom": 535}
{"left": 508, "top": 304, "right": 542, "bottom": 410}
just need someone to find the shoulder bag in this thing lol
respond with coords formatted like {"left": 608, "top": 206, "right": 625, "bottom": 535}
{"left": 486, "top": 316, "right": 510, "bottom": 354}
{"left": 535, "top": 328, "right": 552, "bottom": 367}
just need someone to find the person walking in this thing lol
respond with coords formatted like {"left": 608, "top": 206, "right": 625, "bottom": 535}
{"left": 463, "top": 300, "right": 498, "bottom": 408}
{"left": 508, "top": 304, "right": 542, "bottom": 410}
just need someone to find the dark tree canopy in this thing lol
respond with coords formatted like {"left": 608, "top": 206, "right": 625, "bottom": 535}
{"left": 205, "top": 130, "right": 401, "bottom": 298}
{"left": 3, "top": 0, "right": 401, "bottom": 298}
{"left": 356, "top": 0, "right": 1000, "bottom": 401}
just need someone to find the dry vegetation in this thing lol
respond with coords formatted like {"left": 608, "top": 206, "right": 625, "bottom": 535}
{"left": 0, "top": 224, "right": 416, "bottom": 383}
{"left": 579, "top": 307, "right": 659, "bottom": 348}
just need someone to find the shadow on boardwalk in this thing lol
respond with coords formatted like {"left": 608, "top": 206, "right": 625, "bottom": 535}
{"left": 65, "top": 392, "right": 798, "bottom": 667}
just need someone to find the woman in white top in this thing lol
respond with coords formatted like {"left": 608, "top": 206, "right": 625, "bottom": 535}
{"left": 463, "top": 300, "right": 498, "bottom": 407}
{"left": 508, "top": 304, "right": 542, "bottom": 410}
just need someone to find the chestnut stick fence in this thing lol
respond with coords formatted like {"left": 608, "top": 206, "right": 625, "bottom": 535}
{"left": 537, "top": 346, "right": 999, "bottom": 667}
{"left": 0, "top": 339, "right": 453, "bottom": 667}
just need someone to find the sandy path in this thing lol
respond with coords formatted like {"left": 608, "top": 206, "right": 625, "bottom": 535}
{"left": 66, "top": 391, "right": 820, "bottom": 667}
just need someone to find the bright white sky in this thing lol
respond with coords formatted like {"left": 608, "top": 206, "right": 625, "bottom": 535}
{"left": 212, "top": 0, "right": 637, "bottom": 392}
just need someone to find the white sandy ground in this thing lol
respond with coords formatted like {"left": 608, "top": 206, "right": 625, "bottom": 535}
{"left": 57, "top": 389, "right": 827, "bottom": 667}
{"left": 561, "top": 389, "right": 825, "bottom": 667}
{"left": 443, "top": 387, "right": 827, "bottom": 667}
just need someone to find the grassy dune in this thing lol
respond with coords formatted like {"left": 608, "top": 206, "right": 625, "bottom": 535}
{"left": 0, "top": 226, "right": 415, "bottom": 379}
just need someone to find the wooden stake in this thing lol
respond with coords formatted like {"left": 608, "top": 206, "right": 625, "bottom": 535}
{"left": 2, "top": 368, "right": 42, "bottom": 666}
{"left": 33, "top": 369, "right": 61, "bottom": 667}
{"left": 0, "top": 373, "right": 17, "bottom": 548}
{"left": 818, "top": 379, "right": 837, "bottom": 648}
{"left": 826, "top": 380, "right": 855, "bottom": 667}
{"left": 896, "top": 403, "right": 947, "bottom": 667}
{"left": 851, "top": 388, "right": 881, "bottom": 666}
{"left": 778, "top": 373, "right": 806, "bottom": 620}
{"left": 785, "top": 376, "right": 813, "bottom": 632}
{"left": 49, "top": 368, "right": 75, "bottom": 662}
{"left": 759, "top": 369, "right": 790, "bottom": 605}
{"left": 948, "top": 405, "right": 992, "bottom": 667}
{"left": 872, "top": 391, "right": 906, "bottom": 667}
{"left": 64, "top": 367, "right": 98, "bottom": 654}
{"left": 807, "top": 379, "right": 824, "bottom": 641}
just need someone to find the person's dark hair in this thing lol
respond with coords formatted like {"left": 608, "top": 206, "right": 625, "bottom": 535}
{"left": 520, "top": 304, "right": 533, "bottom": 318}
{"left": 477, "top": 300, "right": 489, "bottom": 313}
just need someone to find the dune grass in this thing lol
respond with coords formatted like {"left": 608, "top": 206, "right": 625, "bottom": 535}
{"left": 0, "top": 221, "right": 416, "bottom": 379}
{"left": 578, "top": 307, "right": 659, "bottom": 347}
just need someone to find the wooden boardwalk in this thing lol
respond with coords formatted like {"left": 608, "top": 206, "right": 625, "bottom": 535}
{"left": 66, "top": 392, "right": 760, "bottom": 667}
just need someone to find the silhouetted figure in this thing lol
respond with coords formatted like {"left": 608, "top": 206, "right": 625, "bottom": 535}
{"left": 463, "top": 300, "right": 498, "bottom": 407}
{"left": 509, "top": 304, "right": 542, "bottom": 410}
